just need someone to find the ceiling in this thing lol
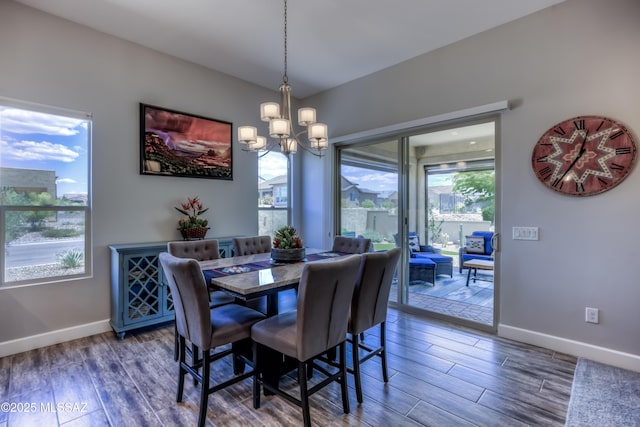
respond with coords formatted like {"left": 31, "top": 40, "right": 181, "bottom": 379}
{"left": 15, "top": 0, "right": 565, "bottom": 98}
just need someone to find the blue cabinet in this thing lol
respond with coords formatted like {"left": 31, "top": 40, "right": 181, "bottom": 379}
{"left": 109, "top": 238, "right": 234, "bottom": 338}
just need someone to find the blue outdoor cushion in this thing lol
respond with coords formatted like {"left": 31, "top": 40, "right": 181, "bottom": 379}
{"left": 414, "top": 253, "right": 453, "bottom": 264}
{"left": 409, "top": 257, "right": 436, "bottom": 268}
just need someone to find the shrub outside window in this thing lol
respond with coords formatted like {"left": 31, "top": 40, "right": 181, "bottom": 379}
{"left": 0, "top": 99, "right": 92, "bottom": 288}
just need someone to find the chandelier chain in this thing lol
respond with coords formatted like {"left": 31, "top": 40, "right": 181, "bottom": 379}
{"left": 283, "top": 0, "right": 288, "bottom": 83}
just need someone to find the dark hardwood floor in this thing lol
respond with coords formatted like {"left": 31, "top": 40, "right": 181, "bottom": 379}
{"left": 0, "top": 303, "right": 576, "bottom": 426}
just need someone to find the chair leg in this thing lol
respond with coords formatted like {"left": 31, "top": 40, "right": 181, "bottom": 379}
{"left": 192, "top": 343, "right": 200, "bottom": 386}
{"left": 176, "top": 336, "right": 186, "bottom": 402}
{"left": 252, "top": 342, "right": 261, "bottom": 409}
{"left": 339, "top": 342, "right": 350, "bottom": 414}
{"left": 232, "top": 341, "right": 246, "bottom": 375}
{"left": 380, "top": 322, "right": 389, "bottom": 383}
{"left": 298, "top": 360, "right": 311, "bottom": 427}
{"left": 198, "top": 350, "right": 211, "bottom": 427}
{"left": 352, "top": 333, "right": 364, "bottom": 404}
{"left": 174, "top": 324, "right": 179, "bottom": 361}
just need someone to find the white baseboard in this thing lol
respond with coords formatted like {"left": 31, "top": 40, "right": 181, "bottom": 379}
{"left": 498, "top": 323, "right": 640, "bottom": 372}
{"left": 0, "top": 320, "right": 111, "bottom": 358}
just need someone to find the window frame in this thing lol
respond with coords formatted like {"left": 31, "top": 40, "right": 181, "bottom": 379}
{"left": 258, "top": 151, "right": 290, "bottom": 236}
{"left": 0, "top": 97, "right": 92, "bottom": 288}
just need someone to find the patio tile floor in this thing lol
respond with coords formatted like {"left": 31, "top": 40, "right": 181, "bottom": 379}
{"left": 389, "top": 269, "right": 494, "bottom": 325}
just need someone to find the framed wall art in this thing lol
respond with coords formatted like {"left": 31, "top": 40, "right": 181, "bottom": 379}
{"left": 140, "top": 103, "right": 232, "bottom": 180}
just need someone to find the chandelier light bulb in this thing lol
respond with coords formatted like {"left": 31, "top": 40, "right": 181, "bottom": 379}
{"left": 253, "top": 135, "right": 267, "bottom": 151}
{"left": 311, "top": 138, "right": 328, "bottom": 150}
{"left": 238, "top": 126, "right": 257, "bottom": 143}
{"left": 260, "top": 102, "right": 280, "bottom": 122}
{"left": 281, "top": 138, "right": 297, "bottom": 154}
{"left": 308, "top": 122, "right": 328, "bottom": 140}
{"left": 269, "top": 118, "right": 290, "bottom": 138}
{"left": 298, "top": 108, "right": 316, "bottom": 126}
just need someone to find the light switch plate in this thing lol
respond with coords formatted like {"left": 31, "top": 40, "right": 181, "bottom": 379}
{"left": 513, "top": 226, "right": 539, "bottom": 240}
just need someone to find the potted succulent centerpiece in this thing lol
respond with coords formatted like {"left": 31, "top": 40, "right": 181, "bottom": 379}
{"left": 175, "top": 196, "right": 210, "bottom": 240}
{"left": 271, "top": 225, "right": 305, "bottom": 262}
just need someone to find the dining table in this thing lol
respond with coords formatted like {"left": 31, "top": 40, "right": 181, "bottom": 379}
{"left": 198, "top": 248, "right": 352, "bottom": 316}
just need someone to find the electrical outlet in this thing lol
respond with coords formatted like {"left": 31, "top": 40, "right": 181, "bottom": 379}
{"left": 585, "top": 307, "right": 599, "bottom": 324}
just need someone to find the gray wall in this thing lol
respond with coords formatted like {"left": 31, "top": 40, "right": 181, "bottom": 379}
{"left": 0, "top": 1, "right": 271, "bottom": 342}
{"left": 302, "top": 0, "right": 640, "bottom": 357}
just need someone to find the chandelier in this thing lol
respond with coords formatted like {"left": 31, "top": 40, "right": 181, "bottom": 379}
{"left": 237, "top": 0, "right": 328, "bottom": 157}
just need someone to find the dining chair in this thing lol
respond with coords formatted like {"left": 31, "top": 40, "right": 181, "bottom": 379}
{"left": 348, "top": 247, "right": 401, "bottom": 403}
{"left": 159, "top": 252, "right": 265, "bottom": 427}
{"left": 168, "top": 240, "right": 236, "bottom": 361}
{"left": 251, "top": 255, "right": 362, "bottom": 427}
{"left": 232, "top": 235, "right": 272, "bottom": 256}
{"left": 231, "top": 236, "right": 273, "bottom": 312}
{"left": 332, "top": 235, "right": 372, "bottom": 254}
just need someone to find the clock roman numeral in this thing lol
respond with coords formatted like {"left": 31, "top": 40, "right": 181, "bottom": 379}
{"left": 610, "top": 162, "right": 625, "bottom": 171}
{"left": 597, "top": 177, "right": 609, "bottom": 187}
{"left": 596, "top": 120, "right": 605, "bottom": 131}
{"left": 552, "top": 178, "right": 563, "bottom": 189}
{"left": 536, "top": 156, "right": 548, "bottom": 162}
{"left": 575, "top": 182, "right": 584, "bottom": 192}
{"left": 610, "top": 130, "right": 624, "bottom": 140}
{"left": 573, "top": 119, "right": 585, "bottom": 130}
{"left": 553, "top": 126, "right": 566, "bottom": 136}
{"left": 539, "top": 166, "right": 552, "bottom": 178}
{"left": 616, "top": 147, "right": 632, "bottom": 155}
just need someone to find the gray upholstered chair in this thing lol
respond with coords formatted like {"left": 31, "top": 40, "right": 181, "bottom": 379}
{"left": 251, "top": 255, "right": 362, "bottom": 427}
{"left": 332, "top": 235, "right": 372, "bottom": 254}
{"left": 167, "top": 240, "right": 235, "bottom": 307}
{"left": 168, "top": 239, "right": 220, "bottom": 260}
{"left": 232, "top": 235, "right": 272, "bottom": 256}
{"left": 167, "top": 240, "right": 235, "bottom": 361}
{"left": 231, "top": 236, "right": 272, "bottom": 312}
{"left": 348, "top": 247, "right": 401, "bottom": 403}
{"left": 159, "top": 252, "right": 265, "bottom": 427}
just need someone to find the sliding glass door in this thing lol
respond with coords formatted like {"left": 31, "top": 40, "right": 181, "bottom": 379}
{"left": 337, "top": 139, "right": 399, "bottom": 253}
{"left": 335, "top": 118, "right": 498, "bottom": 329}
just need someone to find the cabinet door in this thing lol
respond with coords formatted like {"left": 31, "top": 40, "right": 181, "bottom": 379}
{"left": 123, "top": 252, "right": 165, "bottom": 324}
{"left": 218, "top": 238, "right": 233, "bottom": 258}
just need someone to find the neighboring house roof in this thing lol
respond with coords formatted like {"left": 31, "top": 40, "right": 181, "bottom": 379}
{"left": 259, "top": 174, "right": 287, "bottom": 191}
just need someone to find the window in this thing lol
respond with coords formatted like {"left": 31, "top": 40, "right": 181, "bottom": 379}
{"left": 258, "top": 151, "right": 289, "bottom": 236}
{"left": 1, "top": 99, "right": 92, "bottom": 287}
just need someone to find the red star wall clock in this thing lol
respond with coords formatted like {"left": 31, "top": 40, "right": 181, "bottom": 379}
{"left": 531, "top": 116, "right": 637, "bottom": 196}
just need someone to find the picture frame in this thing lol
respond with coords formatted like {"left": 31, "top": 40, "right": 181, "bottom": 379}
{"left": 140, "top": 103, "right": 232, "bottom": 180}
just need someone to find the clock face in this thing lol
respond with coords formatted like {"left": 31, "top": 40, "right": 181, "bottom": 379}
{"left": 532, "top": 116, "right": 637, "bottom": 196}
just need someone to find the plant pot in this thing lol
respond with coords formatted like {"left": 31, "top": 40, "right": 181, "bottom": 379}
{"left": 271, "top": 247, "right": 306, "bottom": 263}
{"left": 178, "top": 227, "right": 210, "bottom": 240}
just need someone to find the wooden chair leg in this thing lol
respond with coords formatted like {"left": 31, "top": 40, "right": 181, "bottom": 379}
{"left": 232, "top": 341, "right": 246, "bottom": 375}
{"left": 174, "top": 324, "right": 179, "bottom": 361}
{"left": 252, "top": 342, "right": 261, "bottom": 409}
{"left": 176, "top": 336, "right": 186, "bottom": 402}
{"left": 192, "top": 343, "right": 200, "bottom": 386}
{"left": 299, "top": 360, "right": 311, "bottom": 427}
{"left": 352, "top": 333, "right": 364, "bottom": 403}
{"left": 198, "top": 350, "right": 211, "bottom": 427}
{"left": 380, "top": 322, "right": 389, "bottom": 383}
{"left": 340, "top": 342, "right": 350, "bottom": 413}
